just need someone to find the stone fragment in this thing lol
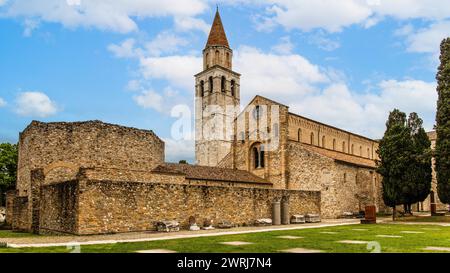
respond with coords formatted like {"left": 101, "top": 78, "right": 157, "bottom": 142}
{"left": 277, "top": 235, "right": 303, "bottom": 239}
{"left": 338, "top": 240, "right": 370, "bottom": 244}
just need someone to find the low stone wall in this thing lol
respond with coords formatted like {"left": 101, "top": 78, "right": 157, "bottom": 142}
{"left": 5, "top": 191, "right": 16, "bottom": 226}
{"left": 12, "top": 196, "right": 29, "bottom": 231}
{"left": 77, "top": 180, "right": 320, "bottom": 235}
{"left": 39, "top": 181, "right": 79, "bottom": 234}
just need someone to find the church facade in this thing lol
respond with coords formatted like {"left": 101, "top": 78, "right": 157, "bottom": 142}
{"left": 195, "top": 10, "right": 385, "bottom": 217}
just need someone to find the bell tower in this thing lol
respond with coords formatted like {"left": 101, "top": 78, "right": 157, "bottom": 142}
{"left": 195, "top": 8, "right": 241, "bottom": 166}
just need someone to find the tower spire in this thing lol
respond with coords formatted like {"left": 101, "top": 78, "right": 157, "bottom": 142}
{"left": 206, "top": 8, "right": 230, "bottom": 48}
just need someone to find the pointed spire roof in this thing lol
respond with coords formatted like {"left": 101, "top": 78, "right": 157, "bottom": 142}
{"left": 206, "top": 8, "right": 230, "bottom": 48}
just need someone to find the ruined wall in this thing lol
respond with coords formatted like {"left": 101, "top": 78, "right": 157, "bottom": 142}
{"left": 39, "top": 181, "right": 79, "bottom": 234}
{"left": 5, "top": 190, "right": 16, "bottom": 226}
{"left": 77, "top": 180, "right": 320, "bottom": 235}
{"left": 17, "top": 120, "right": 164, "bottom": 197}
{"left": 287, "top": 141, "right": 383, "bottom": 218}
{"left": 11, "top": 197, "right": 29, "bottom": 231}
{"left": 14, "top": 120, "right": 164, "bottom": 231}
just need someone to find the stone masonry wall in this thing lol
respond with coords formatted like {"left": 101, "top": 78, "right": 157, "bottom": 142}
{"left": 287, "top": 141, "right": 383, "bottom": 218}
{"left": 14, "top": 120, "right": 164, "bottom": 231}
{"left": 39, "top": 181, "right": 79, "bottom": 234}
{"left": 77, "top": 180, "right": 320, "bottom": 235}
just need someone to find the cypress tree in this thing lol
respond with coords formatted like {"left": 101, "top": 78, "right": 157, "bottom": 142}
{"left": 436, "top": 38, "right": 450, "bottom": 205}
{"left": 377, "top": 109, "right": 411, "bottom": 220}
{"left": 402, "top": 113, "right": 432, "bottom": 213}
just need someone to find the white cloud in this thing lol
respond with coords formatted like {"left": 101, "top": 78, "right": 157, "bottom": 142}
{"left": 255, "top": 0, "right": 450, "bottom": 33}
{"left": 145, "top": 31, "right": 188, "bottom": 57}
{"left": 0, "top": 97, "right": 6, "bottom": 107}
{"left": 174, "top": 16, "right": 210, "bottom": 34}
{"left": 271, "top": 36, "right": 294, "bottom": 54}
{"left": 139, "top": 55, "right": 201, "bottom": 90}
{"left": 108, "top": 38, "right": 142, "bottom": 58}
{"left": 23, "top": 18, "right": 39, "bottom": 36}
{"left": 290, "top": 79, "right": 437, "bottom": 138}
{"left": 133, "top": 90, "right": 164, "bottom": 112}
{"left": 163, "top": 138, "right": 195, "bottom": 163}
{"left": 234, "top": 45, "right": 329, "bottom": 102}
{"left": 0, "top": 0, "right": 8, "bottom": 6}
{"left": 15, "top": 91, "right": 58, "bottom": 117}
{"left": 404, "top": 21, "right": 450, "bottom": 54}
{"left": 2, "top": 0, "right": 208, "bottom": 33}
{"left": 308, "top": 31, "right": 340, "bottom": 51}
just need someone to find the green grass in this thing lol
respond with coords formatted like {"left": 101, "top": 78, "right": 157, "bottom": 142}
{"left": 0, "top": 230, "right": 37, "bottom": 238}
{"left": 1, "top": 224, "right": 450, "bottom": 253}
{"left": 396, "top": 216, "right": 450, "bottom": 223}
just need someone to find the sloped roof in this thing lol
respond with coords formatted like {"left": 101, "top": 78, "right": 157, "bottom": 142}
{"left": 300, "top": 143, "right": 377, "bottom": 169}
{"left": 152, "top": 163, "right": 271, "bottom": 184}
{"left": 206, "top": 9, "right": 230, "bottom": 48}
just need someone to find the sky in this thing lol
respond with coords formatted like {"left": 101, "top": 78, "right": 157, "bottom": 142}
{"left": 0, "top": 0, "right": 449, "bottom": 163}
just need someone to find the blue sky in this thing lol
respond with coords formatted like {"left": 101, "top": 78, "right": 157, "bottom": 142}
{"left": 1, "top": 0, "right": 449, "bottom": 162}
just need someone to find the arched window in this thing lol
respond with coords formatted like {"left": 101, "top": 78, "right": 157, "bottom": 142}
{"left": 200, "top": 80, "right": 204, "bottom": 97}
{"left": 215, "top": 50, "right": 220, "bottom": 65}
{"left": 240, "top": 131, "right": 245, "bottom": 143}
{"left": 298, "top": 129, "right": 302, "bottom": 142}
{"left": 251, "top": 143, "right": 265, "bottom": 169}
{"left": 209, "top": 76, "right": 214, "bottom": 92}
{"left": 322, "top": 136, "right": 326, "bottom": 148}
{"left": 226, "top": 52, "right": 230, "bottom": 67}
{"left": 367, "top": 148, "right": 370, "bottom": 158}
{"left": 253, "top": 147, "right": 259, "bottom": 169}
{"left": 333, "top": 139, "right": 336, "bottom": 150}
{"left": 231, "top": 80, "right": 235, "bottom": 97}
{"left": 351, "top": 144, "right": 354, "bottom": 154}
{"left": 205, "top": 53, "right": 209, "bottom": 68}
{"left": 221, "top": 76, "right": 226, "bottom": 93}
{"left": 342, "top": 141, "right": 346, "bottom": 152}
{"left": 310, "top": 133, "right": 314, "bottom": 145}
{"left": 260, "top": 145, "right": 265, "bottom": 168}
{"left": 360, "top": 146, "right": 362, "bottom": 156}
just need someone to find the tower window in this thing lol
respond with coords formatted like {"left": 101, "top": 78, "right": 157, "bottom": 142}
{"left": 298, "top": 129, "right": 302, "bottom": 142}
{"left": 310, "top": 132, "right": 314, "bottom": 145}
{"left": 351, "top": 144, "right": 354, "bottom": 154}
{"left": 200, "top": 80, "right": 204, "bottom": 97}
{"left": 367, "top": 148, "right": 370, "bottom": 158}
{"left": 205, "top": 53, "right": 209, "bottom": 69}
{"left": 343, "top": 141, "right": 346, "bottom": 152}
{"left": 322, "top": 136, "right": 326, "bottom": 148}
{"left": 226, "top": 52, "right": 230, "bottom": 67}
{"left": 231, "top": 80, "right": 235, "bottom": 97}
{"left": 360, "top": 146, "right": 362, "bottom": 156}
{"left": 221, "top": 76, "right": 226, "bottom": 93}
{"left": 333, "top": 139, "right": 336, "bottom": 150}
{"left": 209, "top": 76, "right": 214, "bottom": 92}
{"left": 215, "top": 50, "right": 220, "bottom": 65}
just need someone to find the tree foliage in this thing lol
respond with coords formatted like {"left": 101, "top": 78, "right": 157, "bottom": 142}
{"left": 436, "top": 38, "right": 450, "bottom": 205}
{"left": 377, "top": 110, "right": 432, "bottom": 216}
{"left": 0, "top": 143, "right": 18, "bottom": 206}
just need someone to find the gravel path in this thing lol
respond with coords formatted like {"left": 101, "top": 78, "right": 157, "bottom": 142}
{"left": 3, "top": 219, "right": 359, "bottom": 248}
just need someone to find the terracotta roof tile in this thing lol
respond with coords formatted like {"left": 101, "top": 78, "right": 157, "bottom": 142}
{"left": 206, "top": 9, "right": 229, "bottom": 48}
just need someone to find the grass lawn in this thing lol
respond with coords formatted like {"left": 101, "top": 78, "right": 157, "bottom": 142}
{"left": 395, "top": 216, "right": 450, "bottom": 223}
{"left": 1, "top": 224, "right": 450, "bottom": 253}
{"left": 0, "top": 230, "right": 38, "bottom": 238}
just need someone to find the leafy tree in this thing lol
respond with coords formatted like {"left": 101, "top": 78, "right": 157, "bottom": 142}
{"left": 0, "top": 143, "right": 18, "bottom": 206}
{"left": 179, "top": 160, "right": 188, "bottom": 164}
{"left": 401, "top": 113, "right": 432, "bottom": 214}
{"left": 377, "top": 109, "right": 412, "bottom": 220}
{"left": 436, "top": 38, "right": 450, "bottom": 205}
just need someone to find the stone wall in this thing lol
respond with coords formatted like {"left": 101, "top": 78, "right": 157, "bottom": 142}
{"left": 11, "top": 196, "right": 29, "bottom": 231}
{"left": 76, "top": 180, "right": 320, "bottom": 235}
{"left": 5, "top": 190, "right": 16, "bottom": 226}
{"left": 287, "top": 141, "right": 384, "bottom": 218}
{"left": 14, "top": 120, "right": 165, "bottom": 232}
{"left": 39, "top": 181, "right": 79, "bottom": 234}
